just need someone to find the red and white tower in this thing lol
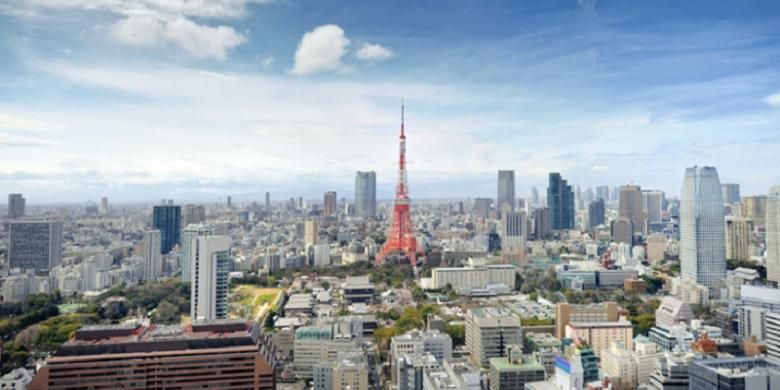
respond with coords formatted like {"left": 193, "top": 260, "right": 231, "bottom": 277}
{"left": 377, "top": 104, "right": 418, "bottom": 266}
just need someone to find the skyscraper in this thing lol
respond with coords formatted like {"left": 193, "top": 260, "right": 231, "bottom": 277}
{"left": 100, "top": 197, "right": 108, "bottom": 215}
{"left": 680, "top": 166, "right": 726, "bottom": 288}
{"left": 265, "top": 192, "right": 271, "bottom": 211}
{"left": 619, "top": 185, "right": 645, "bottom": 236}
{"left": 596, "top": 186, "right": 610, "bottom": 202}
{"left": 8, "top": 220, "right": 63, "bottom": 274}
{"left": 305, "top": 220, "right": 319, "bottom": 246}
{"left": 355, "top": 171, "right": 377, "bottom": 218}
{"left": 767, "top": 186, "right": 780, "bottom": 285}
{"left": 191, "top": 235, "right": 231, "bottom": 322}
{"left": 474, "top": 198, "right": 493, "bottom": 221}
{"left": 721, "top": 184, "right": 741, "bottom": 204}
{"left": 183, "top": 204, "right": 206, "bottom": 226}
{"left": 531, "top": 186, "right": 539, "bottom": 205}
{"left": 181, "top": 223, "right": 215, "bottom": 282}
{"left": 547, "top": 173, "right": 574, "bottom": 230}
{"left": 587, "top": 198, "right": 605, "bottom": 231}
{"left": 497, "top": 170, "right": 516, "bottom": 216}
{"left": 153, "top": 205, "right": 181, "bottom": 254}
{"left": 533, "top": 207, "right": 552, "bottom": 240}
{"left": 725, "top": 217, "right": 752, "bottom": 261}
{"left": 324, "top": 191, "right": 337, "bottom": 217}
{"left": 743, "top": 195, "right": 768, "bottom": 230}
{"left": 611, "top": 218, "right": 634, "bottom": 245}
{"left": 502, "top": 211, "right": 527, "bottom": 265}
{"left": 642, "top": 190, "right": 665, "bottom": 226}
{"left": 143, "top": 230, "right": 162, "bottom": 280}
{"left": 7, "top": 193, "right": 25, "bottom": 219}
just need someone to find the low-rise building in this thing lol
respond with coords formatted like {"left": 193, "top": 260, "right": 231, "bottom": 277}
{"left": 487, "top": 345, "right": 546, "bottom": 390}
{"left": 565, "top": 320, "right": 633, "bottom": 355}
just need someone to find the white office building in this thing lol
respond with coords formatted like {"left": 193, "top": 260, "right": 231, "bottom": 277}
{"left": 190, "top": 235, "right": 231, "bottom": 322}
{"left": 181, "top": 223, "right": 215, "bottom": 282}
{"left": 143, "top": 230, "right": 162, "bottom": 280}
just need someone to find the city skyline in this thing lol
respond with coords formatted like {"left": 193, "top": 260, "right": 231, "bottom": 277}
{"left": 1, "top": 1, "right": 780, "bottom": 202}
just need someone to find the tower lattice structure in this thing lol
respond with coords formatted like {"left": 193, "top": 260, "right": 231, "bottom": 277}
{"left": 377, "top": 104, "right": 418, "bottom": 266}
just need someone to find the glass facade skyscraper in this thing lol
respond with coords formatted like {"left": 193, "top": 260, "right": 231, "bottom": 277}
{"left": 547, "top": 173, "right": 574, "bottom": 230}
{"left": 497, "top": 170, "right": 516, "bottom": 216}
{"left": 355, "top": 171, "right": 377, "bottom": 218}
{"left": 587, "top": 198, "right": 605, "bottom": 231}
{"left": 153, "top": 205, "right": 181, "bottom": 254}
{"left": 680, "top": 166, "right": 726, "bottom": 288}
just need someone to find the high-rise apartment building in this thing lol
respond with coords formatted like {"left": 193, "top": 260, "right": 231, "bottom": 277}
{"left": 355, "top": 171, "right": 377, "bottom": 218}
{"left": 721, "top": 183, "right": 741, "bottom": 204}
{"left": 27, "top": 321, "right": 274, "bottom": 390}
{"left": 305, "top": 219, "right": 319, "bottom": 246}
{"left": 8, "top": 220, "right": 63, "bottom": 274}
{"left": 143, "top": 230, "right": 162, "bottom": 280}
{"left": 152, "top": 205, "right": 181, "bottom": 254}
{"left": 587, "top": 198, "right": 605, "bottom": 231}
{"left": 501, "top": 211, "right": 526, "bottom": 264}
{"left": 619, "top": 185, "right": 645, "bottom": 236}
{"left": 497, "top": 170, "right": 516, "bottom": 216}
{"left": 181, "top": 223, "right": 215, "bottom": 282}
{"left": 767, "top": 186, "right": 780, "bottom": 285}
{"left": 680, "top": 166, "right": 726, "bottom": 288}
{"left": 533, "top": 207, "right": 551, "bottom": 239}
{"left": 725, "top": 217, "right": 753, "bottom": 261}
{"left": 766, "top": 311, "right": 780, "bottom": 361}
{"left": 183, "top": 204, "right": 206, "bottom": 225}
{"left": 99, "top": 197, "right": 108, "bottom": 215}
{"left": 7, "top": 193, "right": 25, "bottom": 219}
{"left": 465, "top": 307, "right": 522, "bottom": 367}
{"left": 324, "top": 191, "right": 337, "bottom": 217}
{"left": 742, "top": 195, "right": 768, "bottom": 230}
{"left": 190, "top": 235, "right": 231, "bottom": 322}
{"left": 265, "top": 192, "right": 271, "bottom": 211}
{"left": 547, "top": 173, "right": 574, "bottom": 230}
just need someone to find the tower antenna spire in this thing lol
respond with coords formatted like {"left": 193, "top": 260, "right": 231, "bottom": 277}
{"left": 401, "top": 98, "right": 405, "bottom": 137}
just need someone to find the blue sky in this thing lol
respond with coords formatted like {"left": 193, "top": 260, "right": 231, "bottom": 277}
{"left": 0, "top": 0, "right": 779, "bottom": 203}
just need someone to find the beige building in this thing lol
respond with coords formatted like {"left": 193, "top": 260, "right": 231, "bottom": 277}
{"left": 725, "top": 217, "right": 753, "bottom": 261}
{"left": 600, "top": 341, "right": 637, "bottom": 389}
{"left": 554, "top": 302, "right": 618, "bottom": 339}
{"left": 331, "top": 353, "right": 369, "bottom": 390}
{"left": 768, "top": 186, "right": 780, "bottom": 285}
{"left": 619, "top": 185, "right": 645, "bottom": 236}
{"left": 742, "top": 195, "right": 767, "bottom": 230}
{"left": 305, "top": 220, "right": 319, "bottom": 246}
{"left": 566, "top": 320, "right": 633, "bottom": 355}
{"left": 646, "top": 233, "right": 667, "bottom": 263}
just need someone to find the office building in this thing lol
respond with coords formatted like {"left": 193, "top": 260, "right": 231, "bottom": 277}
{"left": 314, "top": 351, "right": 369, "bottom": 390}
{"left": 180, "top": 223, "right": 215, "bottom": 282}
{"left": 7, "top": 193, "right": 25, "bottom": 219}
{"left": 587, "top": 198, "right": 605, "bottom": 232}
{"left": 474, "top": 198, "right": 493, "bottom": 220}
{"left": 738, "top": 285, "right": 780, "bottom": 341}
{"left": 265, "top": 192, "right": 271, "bottom": 211}
{"left": 465, "top": 307, "right": 522, "bottom": 367}
{"left": 646, "top": 351, "right": 695, "bottom": 390}
{"left": 766, "top": 311, "right": 780, "bottom": 361}
{"left": 768, "top": 186, "right": 780, "bottom": 285}
{"left": 600, "top": 341, "right": 638, "bottom": 389}
{"left": 152, "top": 204, "right": 181, "bottom": 254}
{"left": 183, "top": 204, "right": 206, "bottom": 225}
{"left": 642, "top": 189, "right": 665, "bottom": 226}
{"left": 654, "top": 297, "right": 693, "bottom": 329}
{"left": 293, "top": 318, "right": 363, "bottom": 379}
{"left": 619, "top": 185, "right": 645, "bottom": 236}
{"left": 646, "top": 233, "right": 667, "bottom": 263}
{"left": 547, "top": 173, "right": 574, "bottom": 230}
{"left": 680, "top": 166, "right": 726, "bottom": 288}
{"left": 430, "top": 264, "right": 515, "bottom": 293}
{"left": 688, "top": 357, "right": 780, "bottom": 390}
{"left": 342, "top": 275, "right": 375, "bottom": 303}
{"left": 324, "top": 191, "right": 337, "bottom": 217}
{"left": 566, "top": 320, "right": 633, "bottom": 355}
{"left": 743, "top": 195, "right": 768, "bottom": 230}
{"left": 725, "top": 216, "right": 753, "bottom": 261}
{"left": 555, "top": 302, "right": 618, "bottom": 340}
{"left": 305, "top": 219, "right": 319, "bottom": 245}
{"left": 142, "top": 230, "right": 162, "bottom": 280}
{"left": 391, "top": 330, "right": 453, "bottom": 364}
{"left": 501, "top": 211, "right": 526, "bottom": 265}
{"left": 355, "top": 171, "right": 377, "bottom": 218}
{"left": 722, "top": 183, "right": 741, "bottom": 204}
{"left": 533, "top": 207, "right": 552, "bottom": 240}
{"left": 595, "top": 186, "right": 609, "bottom": 201}
{"left": 27, "top": 321, "right": 274, "bottom": 390}
{"left": 8, "top": 220, "right": 63, "bottom": 274}
{"left": 611, "top": 217, "right": 634, "bottom": 245}
{"left": 487, "top": 345, "right": 545, "bottom": 390}
{"left": 497, "top": 170, "right": 516, "bottom": 216}
{"left": 395, "top": 353, "right": 439, "bottom": 390}
{"left": 422, "top": 358, "right": 481, "bottom": 390}
{"left": 191, "top": 235, "right": 231, "bottom": 322}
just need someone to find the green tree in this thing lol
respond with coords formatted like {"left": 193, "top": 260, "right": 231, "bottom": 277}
{"left": 153, "top": 301, "right": 180, "bottom": 324}
{"left": 446, "top": 324, "right": 465, "bottom": 347}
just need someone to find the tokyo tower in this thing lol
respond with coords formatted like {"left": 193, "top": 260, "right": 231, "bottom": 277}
{"left": 376, "top": 104, "right": 418, "bottom": 266}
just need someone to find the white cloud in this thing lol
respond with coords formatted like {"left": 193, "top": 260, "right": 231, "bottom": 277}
{"left": 0, "top": 112, "right": 67, "bottom": 132}
{"left": 17, "top": 0, "right": 254, "bottom": 60}
{"left": 355, "top": 43, "right": 394, "bottom": 62}
{"left": 262, "top": 56, "right": 274, "bottom": 68}
{"left": 290, "top": 24, "right": 351, "bottom": 75}
{"left": 765, "top": 91, "right": 780, "bottom": 107}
